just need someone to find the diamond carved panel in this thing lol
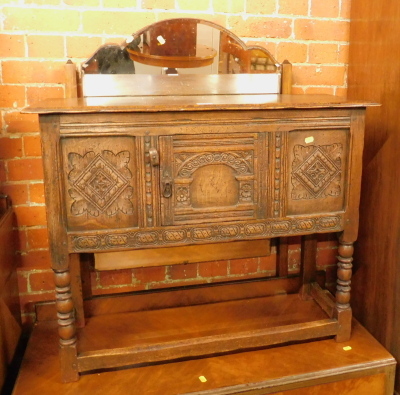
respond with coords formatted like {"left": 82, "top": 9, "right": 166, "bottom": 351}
{"left": 68, "top": 150, "right": 134, "bottom": 217}
{"left": 291, "top": 143, "right": 342, "bottom": 200}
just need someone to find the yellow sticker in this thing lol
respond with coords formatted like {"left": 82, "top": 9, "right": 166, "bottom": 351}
{"left": 157, "top": 35, "right": 166, "bottom": 45}
{"left": 199, "top": 376, "right": 207, "bottom": 383}
{"left": 305, "top": 136, "right": 314, "bottom": 144}
{"left": 343, "top": 346, "right": 352, "bottom": 351}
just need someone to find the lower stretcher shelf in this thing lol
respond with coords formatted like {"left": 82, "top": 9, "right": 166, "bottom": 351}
{"left": 76, "top": 291, "right": 338, "bottom": 373}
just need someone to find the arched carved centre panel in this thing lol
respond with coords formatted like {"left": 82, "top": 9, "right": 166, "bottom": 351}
{"left": 160, "top": 133, "right": 267, "bottom": 226}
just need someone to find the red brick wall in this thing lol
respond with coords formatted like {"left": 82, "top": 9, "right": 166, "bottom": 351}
{"left": 0, "top": 0, "right": 348, "bottom": 326}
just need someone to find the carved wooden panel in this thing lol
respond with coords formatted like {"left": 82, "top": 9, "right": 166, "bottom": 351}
{"left": 159, "top": 133, "right": 268, "bottom": 226}
{"left": 61, "top": 136, "right": 138, "bottom": 230}
{"left": 269, "top": 131, "right": 287, "bottom": 218}
{"left": 287, "top": 129, "right": 349, "bottom": 215}
{"left": 69, "top": 214, "right": 343, "bottom": 252}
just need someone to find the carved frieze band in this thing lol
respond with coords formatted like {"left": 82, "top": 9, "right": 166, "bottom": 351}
{"left": 291, "top": 143, "right": 342, "bottom": 200}
{"left": 70, "top": 215, "right": 342, "bottom": 252}
{"left": 60, "top": 117, "right": 351, "bottom": 135}
{"left": 175, "top": 151, "right": 253, "bottom": 177}
{"left": 68, "top": 150, "right": 134, "bottom": 217}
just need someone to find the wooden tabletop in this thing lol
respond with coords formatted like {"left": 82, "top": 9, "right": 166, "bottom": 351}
{"left": 12, "top": 319, "right": 395, "bottom": 394}
{"left": 24, "top": 94, "right": 375, "bottom": 115}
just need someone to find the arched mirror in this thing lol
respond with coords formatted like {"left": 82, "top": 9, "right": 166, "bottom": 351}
{"left": 82, "top": 18, "right": 280, "bottom": 76}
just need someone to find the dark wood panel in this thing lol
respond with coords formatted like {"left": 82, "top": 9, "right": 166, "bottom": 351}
{"left": 0, "top": 208, "right": 15, "bottom": 290}
{"left": 347, "top": 1, "right": 400, "bottom": 393}
{"left": 0, "top": 207, "right": 21, "bottom": 390}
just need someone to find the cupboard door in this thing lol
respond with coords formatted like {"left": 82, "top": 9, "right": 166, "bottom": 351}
{"left": 160, "top": 133, "right": 268, "bottom": 226}
{"left": 61, "top": 136, "right": 138, "bottom": 231}
{"left": 287, "top": 129, "right": 349, "bottom": 216}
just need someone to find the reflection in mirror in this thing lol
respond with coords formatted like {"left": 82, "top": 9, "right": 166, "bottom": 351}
{"left": 82, "top": 43, "right": 137, "bottom": 75}
{"left": 82, "top": 18, "right": 280, "bottom": 76}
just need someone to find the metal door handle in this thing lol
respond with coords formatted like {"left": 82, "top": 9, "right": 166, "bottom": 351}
{"left": 162, "top": 178, "right": 173, "bottom": 198}
{"left": 148, "top": 147, "right": 159, "bottom": 167}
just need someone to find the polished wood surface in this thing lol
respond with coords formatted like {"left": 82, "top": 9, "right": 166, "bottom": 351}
{"left": 347, "top": 1, "right": 400, "bottom": 393}
{"left": 76, "top": 295, "right": 336, "bottom": 372}
{"left": 271, "top": 375, "right": 388, "bottom": 395}
{"left": 79, "top": 293, "right": 327, "bottom": 352}
{"left": 12, "top": 319, "right": 395, "bottom": 394}
{"left": 25, "top": 89, "right": 375, "bottom": 114}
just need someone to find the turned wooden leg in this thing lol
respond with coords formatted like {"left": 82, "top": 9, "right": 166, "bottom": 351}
{"left": 55, "top": 269, "right": 79, "bottom": 382}
{"left": 335, "top": 240, "right": 353, "bottom": 342}
{"left": 69, "top": 254, "right": 85, "bottom": 328}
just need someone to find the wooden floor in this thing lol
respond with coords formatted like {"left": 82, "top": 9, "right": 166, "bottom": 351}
{"left": 11, "top": 319, "right": 395, "bottom": 394}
